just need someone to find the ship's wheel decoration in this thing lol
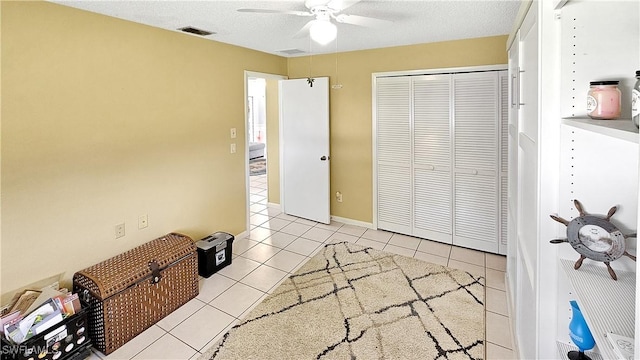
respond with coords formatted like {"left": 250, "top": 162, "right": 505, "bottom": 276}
{"left": 550, "top": 199, "right": 636, "bottom": 280}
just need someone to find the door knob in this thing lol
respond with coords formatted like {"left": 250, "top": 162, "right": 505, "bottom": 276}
{"left": 320, "top": 156, "right": 329, "bottom": 161}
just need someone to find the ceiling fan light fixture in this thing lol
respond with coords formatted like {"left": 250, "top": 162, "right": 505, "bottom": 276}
{"left": 309, "top": 20, "right": 337, "bottom": 45}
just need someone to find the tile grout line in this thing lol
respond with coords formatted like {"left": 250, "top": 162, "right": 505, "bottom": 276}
{"left": 124, "top": 177, "right": 508, "bottom": 360}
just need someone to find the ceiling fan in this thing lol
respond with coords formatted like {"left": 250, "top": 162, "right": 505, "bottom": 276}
{"left": 238, "top": 0, "right": 392, "bottom": 45}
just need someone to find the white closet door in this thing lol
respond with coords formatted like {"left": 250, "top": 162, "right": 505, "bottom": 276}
{"left": 412, "top": 75, "right": 452, "bottom": 243}
{"left": 499, "top": 70, "right": 509, "bottom": 255}
{"left": 376, "top": 77, "right": 412, "bottom": 234}
{"left": 453, "top": 72, "right": 500, "bottom": 252}
{"left": 454, "top": 72, "right": 499, "bottom": 174}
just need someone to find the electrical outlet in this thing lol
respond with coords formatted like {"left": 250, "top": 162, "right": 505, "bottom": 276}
{"left": 336, "top": 191, "right": 343, "bottom": 203}
{"left": 138, "top": 215, "right": 148, "bottom": 229}
{"left": 230, "top": 128, "right": 237, "bottom": 138}
{"left": 115, "top": 223, "right": 125, "bottom": 239}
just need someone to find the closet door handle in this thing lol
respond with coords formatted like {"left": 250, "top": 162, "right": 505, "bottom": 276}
{"left": 454, "top": 168, "right": 479, "bottom": 175}
{"left": 511, "top": 74, "right": 517, "bottom": 108}
{"left": 517, "top": 67, "right": 525, "bottom": 107}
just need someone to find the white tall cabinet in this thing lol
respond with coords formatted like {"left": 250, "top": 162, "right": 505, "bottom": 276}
{"left": 507, "top": 1, "right": 639, "bottom": 359}
{"left": 374, "top": 68, "right": 508, "bottom": 255}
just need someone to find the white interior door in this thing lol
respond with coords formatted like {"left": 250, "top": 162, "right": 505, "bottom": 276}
{"left": 452, "top": 71, "right": 500, "bottom": 253}
{"left": 376, "top": 76, "right": 412, "bottom": 235}
{"left": 412, "top": 74, "right": 452, "bottom": 244}
{"left": 279, "top": 77, "right": 330, "bottom": 224}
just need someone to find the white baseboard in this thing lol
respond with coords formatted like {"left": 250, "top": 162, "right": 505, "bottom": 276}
{"left": 264, "top": 205, "right": 373, "bottom": 230}
{"left": 235, "top": 230, "right": 249, "bottom": 240}
{"left": 267, "top": 202, "right": 281, "bottom": 210}
{"left": 330, "top": 215, "right": 375, "bottom": 229}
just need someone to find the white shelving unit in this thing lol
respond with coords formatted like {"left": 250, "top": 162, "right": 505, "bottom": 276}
{"left": 562, "top": 118, "right": 639, "bottom": 144}
{"left": 556, "top": 118, "right": 638, "bottom": 359}
{"left": 555, "top": 1, "right": 639, "bottom": 359}
{"left": 506, "top": 0, "right": 639, "bottom": 358}
{"left": 560, "top": 259, "right": 636, "bottom": 359}
{"left": 556, "top": 341, "right": 604, "bottom": 360}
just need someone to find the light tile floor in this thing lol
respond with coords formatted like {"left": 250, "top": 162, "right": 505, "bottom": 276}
{"left": 89, "top": 173, "right": 515, "bottom": 360}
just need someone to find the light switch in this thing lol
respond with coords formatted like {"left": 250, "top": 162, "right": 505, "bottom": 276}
{"left": 230, "top": 128, "right": 237, "bottom": 138}
{"left": 230, "top": 143, "right": 236, "bottom": 153}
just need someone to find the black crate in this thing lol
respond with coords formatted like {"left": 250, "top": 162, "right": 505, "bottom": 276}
{"left": 197, "top": 232, "right": 234, "bottom": 277}
{"left": 1, "top": 304, "right": 92, "bottom": 360}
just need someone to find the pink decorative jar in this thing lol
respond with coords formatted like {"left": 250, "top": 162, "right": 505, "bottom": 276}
{"left": 587, "top": 81, "right": 621, "bottom": 119}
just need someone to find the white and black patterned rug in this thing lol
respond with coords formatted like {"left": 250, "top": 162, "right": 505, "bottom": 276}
{"left": 199, "top": 242, "right": 485, "bottom": 360}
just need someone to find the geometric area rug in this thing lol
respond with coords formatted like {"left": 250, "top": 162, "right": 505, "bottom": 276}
{"left": 249, "top": 157, "right": 266, "bottom": 176}
{"left": 199, "top": 241, "right": 485, "bottom": 360}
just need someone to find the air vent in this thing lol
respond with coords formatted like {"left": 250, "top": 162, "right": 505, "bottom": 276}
{"left": 178, "top": 26, "right": 215, "bottom": 36}
{"left": 277, "top": 49, "right": 306, "bottom": 55}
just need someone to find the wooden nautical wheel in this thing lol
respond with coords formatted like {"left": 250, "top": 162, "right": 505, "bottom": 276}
{"left": 549, "top": 199, "right": 636, "bottom": 280}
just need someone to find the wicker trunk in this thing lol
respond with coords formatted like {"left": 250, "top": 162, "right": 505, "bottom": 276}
{"left": 73, "top": 233, "right": 199, "bottom": 355}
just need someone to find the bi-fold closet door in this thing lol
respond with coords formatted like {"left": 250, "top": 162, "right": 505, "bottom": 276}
{"left": 376, "top": 70, "right": 507, "bottom": 254}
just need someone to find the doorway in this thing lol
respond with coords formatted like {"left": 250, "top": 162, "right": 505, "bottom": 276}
{"left": 244, "top": 71, "right": 287, "bottom": 232}
{"left": 248, "top": 77, "right": 267, "bottom": 193}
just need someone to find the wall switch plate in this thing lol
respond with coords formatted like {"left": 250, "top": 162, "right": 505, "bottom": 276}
{"left": 230, "top": 143, "right": 236, "bottom": 153}
{"left": 138, "top": 215, "right": 148, "bottom": 229}
{"left": 115, "top": 223, "right": 125, "bottom": 238}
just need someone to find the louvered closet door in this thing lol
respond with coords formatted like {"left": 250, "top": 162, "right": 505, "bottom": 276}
{"left": 453, "top": 72, "right": 500, "bottom": 253}
{"left": 376, "top": 77, "right": 412, "bottom": 234}
{"left": 499, "top": 71, "right": 509, "bottom": 255}
{"left": 412, "top": 75, "right": 452, "bottom": 244}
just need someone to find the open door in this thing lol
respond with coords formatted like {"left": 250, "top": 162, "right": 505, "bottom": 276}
{"left": 279, "top": 77, "right": 330, "bottom": 224}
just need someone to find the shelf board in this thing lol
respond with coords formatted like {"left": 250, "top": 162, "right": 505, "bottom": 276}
{"left": 560, "top": 258, "right": 635, "bottom": 360}
{"left": 556, "top": 340, "right": 603, "bottom": 360}
{"left": 562, "top": 117, "right": 639, "bottom": 143}
{"left": 553, "top": 0, "right": 570, "bottom": 10}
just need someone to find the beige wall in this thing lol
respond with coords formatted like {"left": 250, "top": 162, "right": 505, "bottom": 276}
{"left": 1, "top": 1, "right": 507, "bottom": 296}
{"left": 1, "top": 1, "right": 286, "bottom": 294}
{"left": 287, "top": 36, "right": 508, "bottom": 223}
{"left": 265, "top": 79, "right": 280, "bottom": 203}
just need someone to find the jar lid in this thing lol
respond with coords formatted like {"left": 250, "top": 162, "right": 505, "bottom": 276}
{"left": 590, "top": 80, "right": 619, "bottom": 85}
{"left": 636, "top": 70, "right": 640, "bottom": 76}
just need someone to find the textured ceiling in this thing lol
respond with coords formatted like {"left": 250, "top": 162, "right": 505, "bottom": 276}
{"left": 50, "top": 0, "right": 520, "bottom": 57}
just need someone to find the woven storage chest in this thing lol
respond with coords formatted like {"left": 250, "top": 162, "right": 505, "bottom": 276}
{"left": 73, "top": 233, "right": 198, "bottom": 355}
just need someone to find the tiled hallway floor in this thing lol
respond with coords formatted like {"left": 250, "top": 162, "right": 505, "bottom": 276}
{"left": 89, "top": 173, "right": 515, "bottom": 360}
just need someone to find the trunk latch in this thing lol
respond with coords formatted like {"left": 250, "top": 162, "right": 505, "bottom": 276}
{"left": 149, "top": 260, "right": 162, "bottom": 284}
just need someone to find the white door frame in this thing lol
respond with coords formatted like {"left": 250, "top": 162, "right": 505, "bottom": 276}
{"left": 243, "top": 71, "right": 287, "bottom": 233}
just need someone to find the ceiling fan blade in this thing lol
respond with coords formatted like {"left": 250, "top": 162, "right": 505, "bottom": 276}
{"left": 237, "top": 8, "right": 313, "bottom": 17}
{"left": 326, "top": 0, "right": 362, "bottom": 11}
{"left": 335, "top": 14, "right": 392, "bottom": 28}
{"left": 293, "top": 20, "right": 315, "bottom": 39}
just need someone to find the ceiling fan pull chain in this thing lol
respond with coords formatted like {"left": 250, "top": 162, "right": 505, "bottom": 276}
{"left": 308, "top": 36, "right": 313, "bottom": 79}
{"left": 335, "top": 34, "right": 339, "bottom": 85}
